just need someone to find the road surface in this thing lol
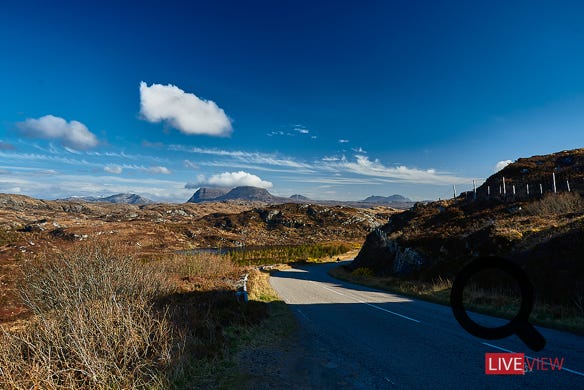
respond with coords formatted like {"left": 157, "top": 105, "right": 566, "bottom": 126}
{"left": 269, "top": 261, "right": 584, "bottom": 389}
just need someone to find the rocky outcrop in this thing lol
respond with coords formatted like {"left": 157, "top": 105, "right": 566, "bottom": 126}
{"left": 349, "top": 228, "right": 429, "bottom": 276}
{"left": 392, "top": 246, "right": 427, "bottom": 275}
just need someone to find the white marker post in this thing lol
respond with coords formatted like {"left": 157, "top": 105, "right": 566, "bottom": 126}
{"left": 503, "top": 177, "right": 506, "bottom": 195}
{"left": 473, "top": 180, "right": 477, "bottom": 200}
{"left": 512, "top": 185, "right": 516, "bottom": 195}
{"left": 567, "top": 180, "right": 571, "bottom": 192}
{"left": 540, "top": 183, "right": 543, "bottom": 195}
{"left": 453, "top": 184, "right": 456, "bottom": 199}
{"left": 526, "top": 183, "right": 530, "bottom": 196}
{"left": 552, "top": 172, "right": 557, "bottom": 193}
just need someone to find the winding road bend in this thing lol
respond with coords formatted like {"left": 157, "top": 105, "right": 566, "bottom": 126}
{"left": 269, "top": 261, "right": 584, "bottom": 389}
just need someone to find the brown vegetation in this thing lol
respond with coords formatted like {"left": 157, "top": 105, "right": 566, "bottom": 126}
{"left": 0, "top": 193, "right": 374, "bottom": 388}
{"left": 0, "top": 240, "right": 273, "bottom": 389}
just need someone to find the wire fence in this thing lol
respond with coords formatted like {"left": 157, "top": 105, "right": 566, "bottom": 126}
{"left": 442, "top": 172, "right": 581, "bottom": 202}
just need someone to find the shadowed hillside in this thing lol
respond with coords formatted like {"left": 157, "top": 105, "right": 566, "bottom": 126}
{"left": 350, "top": 148, "right": 584, "bottom": 307}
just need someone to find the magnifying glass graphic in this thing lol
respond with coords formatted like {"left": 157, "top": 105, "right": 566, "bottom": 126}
{"left": 450, "top": 256, "right": 546, "bottom": 352}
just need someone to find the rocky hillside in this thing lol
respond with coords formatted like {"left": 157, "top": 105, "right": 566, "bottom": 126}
{"left": 0, "top": 193, "right": 396, "bottom": 257}
{"left": 477, "top": 148, "right": 584, "bottom": 199}
{"left": 349, "top": 148, "right": 584, "bottom": 304}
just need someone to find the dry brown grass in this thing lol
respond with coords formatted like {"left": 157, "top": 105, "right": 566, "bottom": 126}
{"left": 0, "top": 242, "right": 174, "bottom": 389}
{"left": 523, "top": 191, "right": 584, "bottom": 216}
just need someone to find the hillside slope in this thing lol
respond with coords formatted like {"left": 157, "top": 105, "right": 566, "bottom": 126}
{"left": 350, "top": 148, "right": 584, "bottom": 304}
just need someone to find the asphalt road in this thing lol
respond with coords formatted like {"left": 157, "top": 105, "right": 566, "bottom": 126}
{"left": 269, "top": 261, "right": 584, "bottom": 389}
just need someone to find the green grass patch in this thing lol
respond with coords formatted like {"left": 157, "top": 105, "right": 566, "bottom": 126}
{"left": 228, "top": 242, "right": 359, "bottom": 266}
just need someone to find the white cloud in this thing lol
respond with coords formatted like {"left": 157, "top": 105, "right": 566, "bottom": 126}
{"left": 494, "top": 160, "right": 513, "bottom": 172}
{"left": 184, "top": 160, "right": 199, "bottom": 169}
{"left": 144, "top": 166, "right": 171, "bottom": 174}
{"left": 326, "top": 155, "right": 472, "bottom": 185}
{"left": 0, "top": 174, "right": 193, "bottom": 202}
{"left": 139, "top": 81, "right": 232, "bottom": 136}
{"left": 339, "top": 139, "right": 349, "bottom": 143}
{"left": 195, "top": 171, "right": 273, "bottom": 188}
{"left": 169, "top": 145, "right": 313, "bottom": 170}
{"left": 104, "top": 165, "right": 123, "bottom": 174}
{"left": 17, "top": 115, "right": 99, "bottom": 150}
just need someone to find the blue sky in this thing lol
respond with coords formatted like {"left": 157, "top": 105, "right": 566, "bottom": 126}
{"left": 1, "top": 1, "right": 584, "bottom": 202}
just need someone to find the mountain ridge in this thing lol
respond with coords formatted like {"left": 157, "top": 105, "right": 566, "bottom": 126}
{"left": 59, "top": 193, "right": 154, "bottom": 205}
{"left": 186, "top": 186, "right": 414, "bottom": 208}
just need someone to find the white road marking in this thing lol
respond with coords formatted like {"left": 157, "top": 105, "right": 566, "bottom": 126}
{"left": 482, "top": 342, "right": 584, "bottom": 377}
{"left": 311, "top": 281, "right": 421, "bottom": 323}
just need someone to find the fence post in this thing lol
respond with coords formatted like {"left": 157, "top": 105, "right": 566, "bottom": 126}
{"left": 567, "top": 180, "right": 571, "bottom": 192}
{"left": 512, "top": 185, "right": 516, "bottom": 196}
{"left": 488, "top": 185, "right": 491, "bottom": 197}
{"left": 503, "top": 177, "right": 506, "bottom": 195}
{"left": 553, "top": 172, "right": 557, "bottom": 193}
{"left": 540, "top": 183, "right": 543, "bottom": 195}
{"left": 526, "top": 183, "right": 529, "bottom": 196}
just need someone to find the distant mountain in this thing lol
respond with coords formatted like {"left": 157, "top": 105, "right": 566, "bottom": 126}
{"left": 186, "top": 187, "right": 414, "bottom": 207}
{"left": 216, "top": 186, "right": 280, "bottom": 202}
{"left": 187, "top": 186, "right": 282, "bottom": 203}
{"left": 290, "top": 194, "right": 309, "bottom": 201}
{"left": 61, "top": 193, "right": 154, "bottom": 205}
{"left": 362, "top": 194, "right": 411, "bottom": 203}
{"left": 187, "top": 187, "right": 230, "bottom": 203}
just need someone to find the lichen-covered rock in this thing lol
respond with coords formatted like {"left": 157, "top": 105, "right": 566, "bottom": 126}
{"left": 392, "top": 247, "right": 426, "bottom": 275}
{"left": 350, "top": 228, "right": 430, "bottom": 276}
{"left": 349, "top": 229, "right": 395, "bottom": 275}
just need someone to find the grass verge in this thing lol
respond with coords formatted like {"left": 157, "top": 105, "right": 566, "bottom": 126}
{"left": 172, "top": 267, "right": 296, "bottom": 389}
{"left": 329, "top": 266, "right": 584, "bottom": 335}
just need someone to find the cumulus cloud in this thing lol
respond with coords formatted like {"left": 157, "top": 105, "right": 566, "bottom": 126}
{"left": 192, "top": 171, "right": 273, "bottom": 189}
{"left": 139, "top": 81, "right": 232, "bottom": 136}
{"left": 17, "top": 115, "right": 99, "bottom": 150}
{"left": 104, "top": 165, "right": 123, "bottom": 174}
{"left": 144, "top": 166, "right": 171, "bottom": 174}
{"left": 494, "top": 160, "right": 513, "bottom": 172}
